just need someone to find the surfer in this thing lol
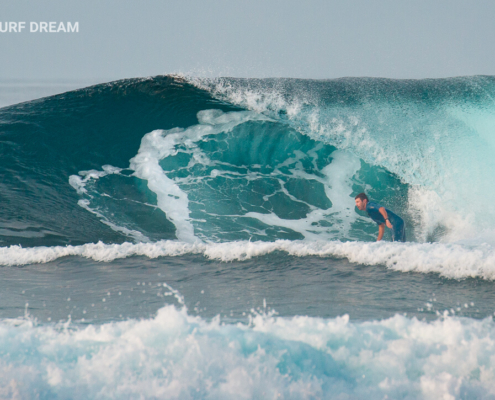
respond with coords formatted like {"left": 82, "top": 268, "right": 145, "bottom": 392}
{"left": 354, "top": 193, "right": 406, "bottom": 242}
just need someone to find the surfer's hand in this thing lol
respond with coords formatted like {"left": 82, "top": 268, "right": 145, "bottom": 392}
{"left": 386, "top": 220, "right": 393, "bottom": 229}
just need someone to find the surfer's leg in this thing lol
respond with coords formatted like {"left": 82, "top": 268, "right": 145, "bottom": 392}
{"left": 392, "top": 219, "right": 406, "bottom": 242}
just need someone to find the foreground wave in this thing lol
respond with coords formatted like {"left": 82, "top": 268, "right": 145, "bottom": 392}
{"left": 1, "top": 303, "right": 494, "bottom": 399}
{"left": 3, "top": 239, "right": 495, "bottom": 280}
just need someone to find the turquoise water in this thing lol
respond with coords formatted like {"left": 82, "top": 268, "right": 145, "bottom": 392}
{"left": 1, "top": 75, "right": 495, "bottom": 398}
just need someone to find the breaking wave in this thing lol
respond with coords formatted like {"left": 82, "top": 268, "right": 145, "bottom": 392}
{"left": 2, "top": 75, "right": 495, "bottom": 277}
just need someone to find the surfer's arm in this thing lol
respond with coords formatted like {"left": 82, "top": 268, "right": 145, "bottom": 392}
{"left": 377, "top": 224, "right": 385, "bottom": 241}
{"left": 379, "top": 207, "right": 393, "bottom": 229}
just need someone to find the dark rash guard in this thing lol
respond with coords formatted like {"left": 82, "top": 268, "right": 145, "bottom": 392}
{"left": 365, "top": 201, "right": 406, "bottom": 242}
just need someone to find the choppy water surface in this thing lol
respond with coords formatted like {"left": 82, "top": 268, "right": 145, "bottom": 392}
{"left": 3, "top": 254, "right": 495, "bottom": 324}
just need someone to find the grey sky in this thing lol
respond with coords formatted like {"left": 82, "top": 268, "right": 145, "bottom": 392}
{"left": 1, "top": 0, "right": 494, "bottom": 82}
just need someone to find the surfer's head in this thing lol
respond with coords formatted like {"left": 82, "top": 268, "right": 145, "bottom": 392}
{"left": 355, "top": 193, "right": 368, "bottom": 211}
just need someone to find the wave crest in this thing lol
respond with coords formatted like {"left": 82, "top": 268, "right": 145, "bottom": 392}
{"left": 2, "top": 239, "right": 495, "bottom": 280}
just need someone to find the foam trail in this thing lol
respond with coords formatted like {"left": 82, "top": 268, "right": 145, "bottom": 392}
{"left": 68, "top": 166, "right": 150, "bottom": 242}
{"left": 243, "top": 150, "right": 362, "bottom": 241}
{"left": 2, "top": 240, "right": 495, "bottom": 280}
{"left": 1, "top": 304, "right": 495, "bottom": 399}
{"left": 76, "top": 199, "right": 150, "bottom": 243}
{"left": 129, "top": 110, "right": 271, "bottom": 243}
{"left": 321, "top": 150, "right": 362, "bottom": 237}
{"left": 129, "top": 128, "right": 196, "bottom": 242}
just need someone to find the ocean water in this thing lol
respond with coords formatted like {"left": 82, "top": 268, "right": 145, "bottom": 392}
{"left": 1, "top": 75, "right": 495, "bottom": 399}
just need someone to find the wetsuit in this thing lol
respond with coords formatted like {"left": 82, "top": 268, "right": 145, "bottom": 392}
{"left": 366, "top": 201, "right": 406, "bottom": 242}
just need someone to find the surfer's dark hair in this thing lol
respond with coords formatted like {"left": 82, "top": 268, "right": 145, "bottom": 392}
{"left": 355, "top": 193, "right": 368, "bottom": 201}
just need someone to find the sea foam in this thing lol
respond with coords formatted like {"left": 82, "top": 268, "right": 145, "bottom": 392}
{"left": 1, "top": 303, "right": 495, "bottom": 399}
{"left": 2, "top": 239, "right": 495, "bottom": 280}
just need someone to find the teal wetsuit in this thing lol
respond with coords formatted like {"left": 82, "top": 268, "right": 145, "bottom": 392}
{"left": 366, "top": 202, "right": 406, "bottom": 242}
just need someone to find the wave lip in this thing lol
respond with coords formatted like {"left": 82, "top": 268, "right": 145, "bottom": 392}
{"left": 2, "top": 239, "right": 495, "bottom": 280}
{"left": 1, "top": 304, "right": 495, "bottom": 399}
